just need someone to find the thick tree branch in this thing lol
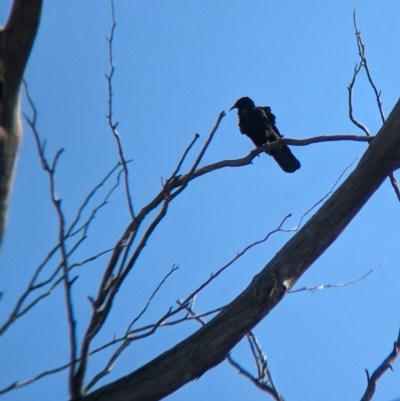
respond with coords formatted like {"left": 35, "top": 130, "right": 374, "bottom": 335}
{"left": 0, "top": 0, "right": 42, "bottom": 243}
{"left": 81, "top": 101, "right": 400, "bottom": 400}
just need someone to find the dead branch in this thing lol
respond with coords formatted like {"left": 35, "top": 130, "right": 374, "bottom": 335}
{"left": 352, "top": 10, "right": 385, "bottom": 124}
{"left": 360, "top": 329, "right": 400, "bottom": 401}
{"left": 72, "top": 108, "right": 225, "bottom": 396}
{"left": 28, "top": 104, "right": 77, "bottom": 397}
{"left": 290, "top": 262, "right": 384, "bottom": 293}
{"left": 81, "top": 99, "right": 400, "bottom": 401}
{"left": 0, "top": 85, "right": 123, "bottom": 337}
{"left": 296, "top": 158, "right": 358, "bottom": 229}
{"left": 84, "top": 265, "right": 179, "bottom": 392}
{"left": 348, "top": 11, "right": 400, "bottom": 201}
{"left": 180, "top": 302, "right": 284, "bottom": 401}
{"left": 106, "top": 0, "right": 135, "bottom": 220}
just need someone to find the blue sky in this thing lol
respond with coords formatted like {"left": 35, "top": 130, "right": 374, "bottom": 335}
{"left": 1, "top": 1, "right": 400, "bottom": 400}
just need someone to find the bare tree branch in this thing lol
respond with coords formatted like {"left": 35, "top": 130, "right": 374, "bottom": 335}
{"left": 27, "top": 104, "right": 78, "bottom": 397}
{"left": 360, "top": 329, "right": 400, "bottom": 401}
{"left": 0, "top": 83, "right": 125, "bottom": 337}
{"left": 179, "top": 302, "right": 284, "bottom": 401}
{"left": 348, "top": 11, "right": 400, "bottom": 201}
{"left": 296, "top": 158, "right": 358, "bottom": 229}
{"left": 84, "top": 265, "right": 179, "bottom": 392}
{"left": 167, "top": 133, "right": 200, "bottom": 183}
{"left": 72, "top": 110, "right": 225, "bottom": 395}
{"left": 105, "top": 0, "right": 135, "bottom": 220}
{"left": 348, "top": 61, "right": 370, "bottom": 136}
{"left": 81, "top": 99, "right": 400, "bottom": 401}
{"left": 352, "top": 9, "right": 385, "bottom": 124}
{"left": 290, "top": 262, "right": 384, "bottom": 293}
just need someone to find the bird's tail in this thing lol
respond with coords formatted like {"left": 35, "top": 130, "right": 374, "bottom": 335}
{"left": 269, "top": 145, "right": 301, "bottom": 173}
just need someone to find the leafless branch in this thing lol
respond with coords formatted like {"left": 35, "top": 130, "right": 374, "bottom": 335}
{"left": 24, "top": 90, "right": 77, "bottom": 397}
{"left": 227, "top": 355, "right": 283, "bottom": 401}
{"left": 73, "top": 110, "right": 225, "bottom": 394}
{"left": 347, "top": 10, "right": 385, "bottom": 135}
{"left": 78, "top": 190, "right": 287, "bottom": 394}
{"left": 180, "top": 302, "right": 284, "bottom": 401}
{"left": 348, "top": 61, "right": 370, "bottom": 136}
{"left": 84, "top": 265, "right": 179, "bottom": 392}
{"left": 352, "top": 10, "right": 385, "bottom": 124}
{"left": 0, "top": 360, "right": 71, "bottom": 395}
{"left": 289, "top": 261, "right": 384, "bottom": 293}
{"left": 21, "top": 62, "right": 387, "bottom": 399}
{"left": 67, "top": 161, "right": 123, "bottom": 236}
{"left": 1, "top": 84, "right": 124, "bottom": 338}
{"left": 127, "top": 265, "right": 179, "bottom": 331}
{"left": 106, "top": 0, "right": 135, "bottom": 220}
{"left": 81, "top": 100, "right": 400, "bottom": 401}
{"left": 388, "top": 172, "right": 400, "bottom": 202}
{"left": 167, "top": 133, "right": 200, "bottom": 183}
{"left": 69, "top": 169, "right": 124, "bottom": 238}
{"left": 247, "top": 332, "right": 282, "bottom": 399}
{"left": 90, "top": 305, "right": 224, "bottom": 358}
{"left": 0, "top": 303, "right": 224, "bottom": 396}
{"left": 296, "top": 158, "right": 358, "bottom": 229}
{"left": 348, "top": 11, "right": 399, "bottom": 201}
{"left": 360, "top": 329, "right": 400, "bottom": 401}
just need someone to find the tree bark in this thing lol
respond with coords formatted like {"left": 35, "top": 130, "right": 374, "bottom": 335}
{"left": 82, "top": 100, "right": 400, "bottom": 401}
{"left": 0, "top": 0, "right": 42, "bottom": 244}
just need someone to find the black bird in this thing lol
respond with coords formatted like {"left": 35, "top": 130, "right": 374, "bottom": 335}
{"left": 230, "top": 96, "right": 300, "bottom": 173}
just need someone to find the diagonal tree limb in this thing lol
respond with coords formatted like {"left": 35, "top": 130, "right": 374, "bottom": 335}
{"left": 81, "top": 100, "right": 400, "bottom": 401}
{"left": 360, "top": 329, "right": 400, "bottom": 401}
{"left": 0, "top": 0, "right": 43, "bottom": 244}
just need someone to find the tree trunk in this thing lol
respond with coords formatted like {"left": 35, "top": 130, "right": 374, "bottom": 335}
{"left": 0, "top": 0, "right": 42, "bottom": 244}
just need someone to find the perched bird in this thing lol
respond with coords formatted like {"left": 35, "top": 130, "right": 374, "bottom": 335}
{"left": 230, "top": 96, "right": 300, "bottom": 173}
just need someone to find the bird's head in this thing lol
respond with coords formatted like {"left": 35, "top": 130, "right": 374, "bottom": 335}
{"left": 229, "top": 96, "right": 255, "bottom": 111}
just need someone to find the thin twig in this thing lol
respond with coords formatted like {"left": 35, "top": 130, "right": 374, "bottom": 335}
{"left": 90, "top": 305, "right": 224, "bottom": 356}
{"left": 347, "top": 62, "right": 370, "bottom": 136}
{"left": 167, "top": 133, "right": 200, "bottom": 182}
{"left": 0, "top": 361, "right": 73, "bottom": 395}
{"left": 353, "top": 10, "right": 385, "bottom": 124}
{"left": 106, "top": 0, "right": 135, "bottom": 219}
{"left": 127, "top": 265, "right": 179, "bottom": 331}
{"left": 296, "top": 158, "right": 358, "bottom": 229}
{"left": 227, "top": 355, "right": 283, "bottom": 401}
{"left": 290, "top": 262, "right": 384, "bottom": 293}
{"left": 84, "top": 265, "right": 177, "bottom": 392}
{"left": 69, "top": 169, "right": 124, "bottom": 238}
{"left": 67, "top": 161, "right": 123, "bottom": 236}
{"left": 24, "top": 83, "right": 78, "bottom": 398}
{"left": 348, "top": 12, "right": 400, "bottom": 201}
{"left": 180, "top": 303, "right": 284, "bottom": 401}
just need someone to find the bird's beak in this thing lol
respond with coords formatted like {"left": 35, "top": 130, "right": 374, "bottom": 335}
{"left": 229, "top": 104, "right": 236, "bottom": 111}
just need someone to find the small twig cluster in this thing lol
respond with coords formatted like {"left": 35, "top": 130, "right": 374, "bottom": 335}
{"left": 179, "top": 301, "right": 284, "bottom": 401}
{"left": 348, "top": 10, "right": 400, "bottom": 201}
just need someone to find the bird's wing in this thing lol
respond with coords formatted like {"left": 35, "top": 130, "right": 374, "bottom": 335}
{"left": 260, "top": 106, "right": 283, "bottom": 138}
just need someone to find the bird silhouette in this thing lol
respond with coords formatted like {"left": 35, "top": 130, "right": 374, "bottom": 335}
{"left": 230, "top": 96, "right": 300, "bottom": 173}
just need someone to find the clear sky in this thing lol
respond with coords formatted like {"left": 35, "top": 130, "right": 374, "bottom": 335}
{"left": 1, "top": 1, "right": 400, "bottom": 400}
